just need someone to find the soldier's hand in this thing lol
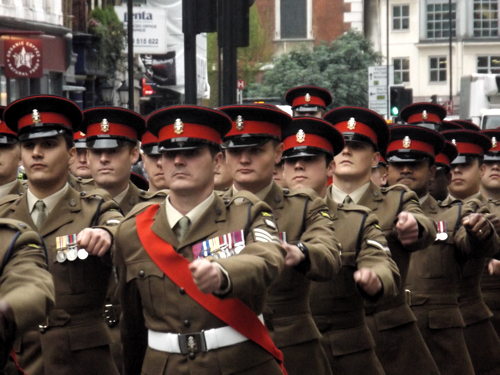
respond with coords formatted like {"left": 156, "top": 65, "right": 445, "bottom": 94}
{"left": 281, "top": 242, "right": 305, "bottom": 267}
{"left": 189, "top": 259, "right": 224, "bottom": 294}
{"left": 488, "top": 259, "right": 500, "bottom": 275}
{"left": 463, "top": 213, "right": 491, "bottom": 240}
{"left": 77, "top": 228, "right": 112, "bottom": 257}
{"left": 396, "top": 211, "right": 419, "bottom": 245}
{"left": 353, "top": 268, "right": 382, "bottom": 296}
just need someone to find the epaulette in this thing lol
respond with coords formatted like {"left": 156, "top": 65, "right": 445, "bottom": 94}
{"left": 138, "top": 189, "right": 168, "bottom": 201}
{"left": 438, "top": 198, "right": 462, "bottom": 208}
{"left": 225, "top": 190, "right": 261, "bottom": 206}
{"left": 79, "top": 188, "right": 114, "bottom": 201}
{"left": 465, "top": 198, "right": 485, "bottom": 212}
{"left": 380, "top": 183, "right": 410, "bottom": 194}
{"left": 487, "top": 198, "right": 500, "bottom": 206}
{"left": 124, "top": 201, "right": 159, "bottom": 219}
{"left": 0, "top": 193, "right": 22, "bottom": 207}
{"left": 337, "top": 203, "right": 372, "bottom": 215}
{"left": 0, "top": 218, "right": 32, "bottom": 232}
{"left": 283, "top": 187, "right": 318, "bottom": 200}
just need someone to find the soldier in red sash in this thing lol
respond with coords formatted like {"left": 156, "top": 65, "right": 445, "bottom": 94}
{"left": 115, "top": 105, "right": 287, "bottom": 375}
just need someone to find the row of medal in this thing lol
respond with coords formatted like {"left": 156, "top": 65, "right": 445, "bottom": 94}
{"left": 435, "top": 220, "right": 448, "bottom": 241}
{"left": 55, "top": 234, "right": 89, "bottom": 263}
{"left": 192, "top": 230, "right": 246, "bottom": 259}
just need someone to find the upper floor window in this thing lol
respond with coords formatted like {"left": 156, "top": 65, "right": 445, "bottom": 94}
{"left": 474, "top": 0, "right": 499, "bottom": 37}
{"left": 393, "top": 58, "right": 410, "bottom": 83}
{"left": 430, "top": 56, "right": 447, "bottom": 82}
{"left": 426, "top": 0, "right": 456, "bottom": 39}
{"left": 393, "top": 4, "right": 410, "bottom": 30}
{"left": 477, "top": 56, "right": 500, "bottom": 73}
{"left": 276, "top": 0, "right": 311, "bottom": 39}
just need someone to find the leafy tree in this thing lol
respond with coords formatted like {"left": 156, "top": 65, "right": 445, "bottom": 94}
{"left": 246, "top": 30, "right": 382, "bottom": 107}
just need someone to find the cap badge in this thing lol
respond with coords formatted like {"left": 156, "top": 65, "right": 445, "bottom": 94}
{"left": 451, "top": 138, "right": 456, "bottom": 146}
{"left": 32, "top": 109, "right": 41, "bottom": 125}
{"left": 296, "top": 129, "right": 306, "bottom": 143}
{"left": 236, "top": 115, "right": 244, "bottom": 131}
{"left": 422, "top": 110, "right": 428, "bottom": 120}
{"left": 100, "top": 119, "right": 109, "bottom": 133}
{"left": 403, "top": 136, "right": 411, "bottom": 148}
{"left": 347, "top": 117, "right": 356, "bottom": 130}
{"left": 492, "top": 137, "right": 497, "bottom": 149}
{"left": 174, "top": 118, "right": 184, "bottom": 134}
{"left": 305, "top": 93, "right": 311, "bottom": 103}
{"left": 79, "top": 131, "right": 85, "bottom": 137}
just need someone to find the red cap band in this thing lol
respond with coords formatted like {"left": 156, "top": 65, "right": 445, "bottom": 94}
{"left": 158, "top": 123, "right": 221, "bottom": 144}
{"left": 435, "top": 153, "right": 451, "bottom": 166}
{"left": 292, "top": 96, "right": 326, "bottom": 108}
{"left": 0, "top": 121, "right": 16, "bottom": 136}
{"left": 386, "top": 139, "right": 435, "bottom": 156}
{"left": 73, "top": 131, "right": 86, "bottom": 141}
{"left": 18, "top": 112, "right": 72, "bottom": 130}
{"left": 334, "top": 120, "right": 377, "bottom": 145}
{"left": 454, "top": 142, "right": 484, "bottom": 155}
{"left": 407, "top": 112, "right": 442, "bottom": 124}
{"left": 141, "top": 131, "right": 158, "bottom": 145}
{"left": 86, "top": 122, "right": 138, "bottom": 140}
{"left": 226, "top": 120, "right": 281, "bottom": 138}
{"left": 283, "top": 133, "right": 334, "bottom": 154}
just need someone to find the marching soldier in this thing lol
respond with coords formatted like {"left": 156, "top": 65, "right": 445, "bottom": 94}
{"left": 281, "top": 117, "right": 399, "bottom": 374}
{"left": 0, "top": 219, "right": 54, "bottom": 374}
{"left": 68, "top": 130, "right": 96, "bottom": 192}
{"left": 2, "top": 95, "right": 123, "bottom": 375}
{"left": 429, "top": 141, "right": 459, "bottom": 202}
{"left": 323, "top": 106, "right": 440, "bottom": 375}
{"left": 285, "top": 85, "right": 332, "bottom": 118}
{"left": 0, "top": 106, "right": 24, "bottom": 195}
{"left": 479, "top": 129, "right": 500, "bottom": 336}
{"left": 441, "top": 128, "right": 500, "bottom": 375}
{"left": 82, "top": 107, "right": 153, "bottom": 215}
{"left": 220, "top": 104, "right": 341, "bottom": 375}
{"left": 116, "top": 105, "right": 286, "bottom": 374}
{"left": 140, "top": 131, "right": 169, "bottom": 192}
{"left": 385, "top": 121, "right": 487, "bottom": 374}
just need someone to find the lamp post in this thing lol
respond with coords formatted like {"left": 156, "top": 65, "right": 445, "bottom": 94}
{"left": 118, "top": 81, "right": 129, "bottom": 108}
{"left": 100, "top": 82, "right": 114, "bottom": 105}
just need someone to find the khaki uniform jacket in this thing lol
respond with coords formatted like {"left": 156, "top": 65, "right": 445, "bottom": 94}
{"left": 2, "top": 187, "right": 123, "bottom": 375}
{"left": 117, "top": 181, "right": 152, "bottom": 216}
{"left": 7, "top": 180, "right": 25, "bottom": 195}
{"left": 68, "top": 174, "right": 96, "bottom": 192}
{"left": 116, "top": 192, "right": 285, "bottom": 375}
{"left": 310, "top": 199, "right": 399, "bottom": 371}
{"left": 405, "top": 196, "right": 488, "bottom": 375}
{"left": 224, "top": 183, "right": 341, "bottom": 347}
{"left": 0, "top": 219, "right": 54, "bottom": 373}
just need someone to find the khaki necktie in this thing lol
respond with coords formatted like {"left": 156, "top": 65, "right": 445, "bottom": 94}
{"left": 175, "top": 216, "right": 190, "bottom": 242}
{"left": 343, "top": 195, "right": 353, "bottom": 205}
{"left": 34, "top": 200, "right": 47, "bottom": 229}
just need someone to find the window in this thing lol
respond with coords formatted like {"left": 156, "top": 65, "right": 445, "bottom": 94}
{"left": 426, "top": 0, "right": 456, "bottom": 39}
{"left": 278, "top": 0, "right": 309, "bottom": 39}
{"left": 393, "top": 4, "right": 410, "bottom": 30}
{"left": 429, "top": 57, "right": 447, "bottom": 82}
{"left": 473, "top": 0, "right": 499, "bottom": 37}
{"left": 477, "top": 56, "right": 500, "bottom": 73}
{"left": 393, "top": 58, "right": 410, "bottom": 83}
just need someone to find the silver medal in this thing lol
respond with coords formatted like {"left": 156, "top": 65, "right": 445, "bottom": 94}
{"left": 436, "top": 231, "right": 448, "bottom": 241}
{"left": 56, "top": 250, "right": 66, "bottom": 263}
{"left": 67, "top": 248, "right": 78, "bottom": 261}
{"left": 77, "top": 249, "right": 89, "bottom": 260}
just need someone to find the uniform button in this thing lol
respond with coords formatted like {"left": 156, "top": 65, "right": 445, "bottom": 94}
{"left": 179, "top": 287, "right": 186, "bottom": 295}
{"left": 138, "top": 270, "right": 145, "bottom": 277}
{"left": 183, "top": 320, "right": 191, "bottom": 328}
{"left": 69, "top": 199, "right": 76, "bottom": 207}
{"left": 80, "top": 191, "right": 86, "bottom": 196}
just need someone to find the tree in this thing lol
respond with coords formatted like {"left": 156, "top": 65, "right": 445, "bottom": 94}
{"left": 246, "top": 30, "right": 382, "bottom": 107}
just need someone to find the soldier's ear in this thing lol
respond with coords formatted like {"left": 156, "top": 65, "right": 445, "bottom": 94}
{"left": 327, "top": 160, "right": 335, "bottom": 177}
{"left": 274, "top": 142, "right": 283, "bottom": 164}
{"left": 371, "top": 152, "right": 381, "bottom": 168}
{"left": 130, "top": 145, "right": 140, "bottom": 164}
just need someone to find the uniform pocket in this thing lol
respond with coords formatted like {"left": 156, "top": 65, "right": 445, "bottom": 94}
{"left": 428, "top": 308, "right": 465, "bottom": 329}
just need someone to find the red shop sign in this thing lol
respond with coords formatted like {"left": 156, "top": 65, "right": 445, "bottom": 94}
{"left": 4, "top": 39, "right": 43, "bottom": 78}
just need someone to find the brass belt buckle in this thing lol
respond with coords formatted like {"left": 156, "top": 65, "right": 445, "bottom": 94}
{"left": 178, "top": 331, "right": 207, "bottom": 359}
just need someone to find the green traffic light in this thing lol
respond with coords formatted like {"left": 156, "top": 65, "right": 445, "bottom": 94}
{"left": 390, "top": 106, "right": 399, "bottom": 116}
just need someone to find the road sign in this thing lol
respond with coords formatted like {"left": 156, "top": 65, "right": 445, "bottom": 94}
{"left": 237, "top": 79, "right": 246, "bottom": 90}
{"left": 368, "top": 65, "right": 393, "bottom": 118}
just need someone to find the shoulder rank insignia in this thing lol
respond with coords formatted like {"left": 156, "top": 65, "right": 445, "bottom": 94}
{"left": 174, "top": 118, "right": 184, "bottom": 134}
{"left": 264, "top": 219, "right": 276, "bottom": 229}
{"left": 253, "top": 228, "right": 280, "bottom": 244}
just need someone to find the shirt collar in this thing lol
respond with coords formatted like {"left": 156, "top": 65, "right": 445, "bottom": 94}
{"left": 113, "top": 184, "right": 130, "bottom": 204}
{"left": 0, "top": 179, "right": 19, "bottom": 197}
{"left": 165, "top": 192, "right": 215, "bottom": 229}
{"left": 27, "top": 183, "right": 69, "bottom": 214}
{"left": 329, "top": 182, "right": 370, "bottom": 204}
{"left": 419, "top": 193, "right": 430, "bottom": 205}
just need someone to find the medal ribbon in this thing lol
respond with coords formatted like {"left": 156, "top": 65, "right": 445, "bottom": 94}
{"left": 136, "top": 205, "right": 287, "bottom": 374}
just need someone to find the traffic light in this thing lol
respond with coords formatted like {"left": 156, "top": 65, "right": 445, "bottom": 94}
{"left": 390, "top": 86, "right": 413, "bottom": 118}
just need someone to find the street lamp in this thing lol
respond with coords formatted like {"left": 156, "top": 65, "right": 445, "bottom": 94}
{"left": 101, "top": 82, "right": 114, "bottom": 105}
{"left": 118, "top": 81, "right": 129, "bottom": 107}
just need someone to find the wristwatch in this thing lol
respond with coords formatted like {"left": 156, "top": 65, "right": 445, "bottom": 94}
{"left": 296, "top": 241, "right": 309, "bottom": 260}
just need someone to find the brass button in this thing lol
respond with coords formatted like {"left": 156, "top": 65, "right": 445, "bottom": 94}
{"left": 179, "top": 287, "right": 186, "bottom": 295}
{"left": 138, "top": 270, "right": 145, "bottom": 277}
{"left": 183, "top": 320, "right": 191, "bottom": 328}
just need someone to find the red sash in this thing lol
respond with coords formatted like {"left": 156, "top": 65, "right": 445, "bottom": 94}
{"left": 136, "top": 204, "right": 287, "bottom": 374}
